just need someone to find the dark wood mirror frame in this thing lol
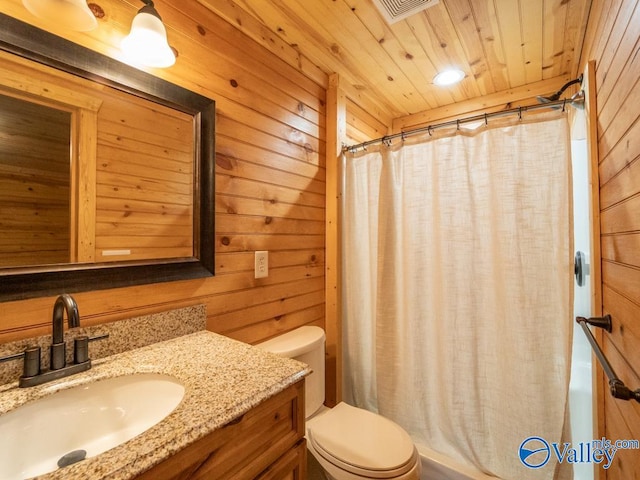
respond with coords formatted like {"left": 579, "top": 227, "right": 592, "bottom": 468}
{"left": 0, "top": 13, "right": 215, "bottom": 302}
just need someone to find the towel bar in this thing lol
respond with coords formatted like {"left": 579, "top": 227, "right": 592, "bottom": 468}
{"left": 576, "top": 315, "right": 640, "bottom": 403}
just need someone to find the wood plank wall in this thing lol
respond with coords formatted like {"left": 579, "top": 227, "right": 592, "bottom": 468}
{"left": 0, "top": 0, "right": 328, "bottom": 363}
{"left": 346, "top": 96, "right": 390, "bottom": 145}
{"left": 580, "top": 0, "right": 640, "bottom": 478}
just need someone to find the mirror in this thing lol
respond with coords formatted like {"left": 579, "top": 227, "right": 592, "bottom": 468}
{"left": 0, "top": 93, "right": 72, "bottom": 267}
{"left": 0, "top": 13, "right": 215, "bottom": 302}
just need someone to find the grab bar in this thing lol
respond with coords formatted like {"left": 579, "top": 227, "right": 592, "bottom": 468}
{"left": 576, "top": 315, "right": 640, "bottom": 403}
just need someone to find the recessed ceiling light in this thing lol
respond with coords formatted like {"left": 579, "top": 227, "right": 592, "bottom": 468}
{"left": 433, "top": 69, "right": 465, "bottom": 86}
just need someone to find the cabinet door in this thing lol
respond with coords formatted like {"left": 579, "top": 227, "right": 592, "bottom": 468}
{"left": 135, "top": 380, "right": 305, "bottom": 480}
{"left": 256, "top": 440, "right": 307, "bottom": 480}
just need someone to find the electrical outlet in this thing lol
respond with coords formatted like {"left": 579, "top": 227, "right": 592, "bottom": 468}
{"left": 254, "top": 251, "right": 268, "bottom": 278}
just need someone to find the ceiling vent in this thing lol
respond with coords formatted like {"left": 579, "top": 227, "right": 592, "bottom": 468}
{"left": 371, "top": 0, "right": 440, "bottom": 24}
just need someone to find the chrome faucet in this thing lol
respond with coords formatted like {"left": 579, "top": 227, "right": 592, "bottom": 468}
{"left": 50, "top": 294, "right": 80, "bottom": 370}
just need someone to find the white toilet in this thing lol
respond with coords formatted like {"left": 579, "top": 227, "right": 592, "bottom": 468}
{"left": 258, "top": 326, "right": 421, "bottom": 480}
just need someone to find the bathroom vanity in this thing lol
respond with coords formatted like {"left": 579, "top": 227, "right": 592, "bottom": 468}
{"left": 0, "top": 329, "right": 309, "bottom": 480}
{"left": 137, "top": 381, "right": 307, "bottom": 479}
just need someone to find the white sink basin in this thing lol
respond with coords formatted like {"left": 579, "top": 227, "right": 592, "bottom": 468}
{"left": 0, "top": 373, "right": 185, "bottom": 479}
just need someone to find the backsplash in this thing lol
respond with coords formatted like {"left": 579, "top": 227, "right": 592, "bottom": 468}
{"left": 0, "top": 304, "right": 206, "bottom": 386}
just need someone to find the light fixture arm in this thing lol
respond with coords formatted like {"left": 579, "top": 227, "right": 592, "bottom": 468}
{"left": 138, "top": 0, "right": 162, "bottom": 20}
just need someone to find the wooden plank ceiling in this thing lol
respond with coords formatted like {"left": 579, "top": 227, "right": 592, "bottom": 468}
{"left": 198, "top": 0, "right": 593, "bottom": 120}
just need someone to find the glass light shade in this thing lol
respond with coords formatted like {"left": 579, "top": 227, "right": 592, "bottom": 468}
{"left": 22, "top": 0, "right": 97, "bottom": 31}
{"left": 121, "top": 11, "right": 175, "bottom": 68}
{"left": 433, "top": 69, "right": 465, "bottom": 86}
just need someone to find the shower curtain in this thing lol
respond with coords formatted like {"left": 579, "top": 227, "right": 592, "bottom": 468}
{"left": 343, "top": 111, "right": 573, "bottom": 480}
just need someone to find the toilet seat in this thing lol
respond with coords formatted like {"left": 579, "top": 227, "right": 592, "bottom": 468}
{"left": 307, "top": 403, "right": 418, "bottom": 478}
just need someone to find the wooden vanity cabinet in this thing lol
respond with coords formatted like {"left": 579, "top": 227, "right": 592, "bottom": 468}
{"left": 135, "top": 380, "right": 306, "bottom": 480}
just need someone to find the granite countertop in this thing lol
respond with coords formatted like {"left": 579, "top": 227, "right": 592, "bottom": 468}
{"left": 0, "top": 331, "right": 310, "bottom": 480}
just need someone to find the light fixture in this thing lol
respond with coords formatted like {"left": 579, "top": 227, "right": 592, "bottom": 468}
{"left": 22, "top": 0, "right": 97, "bottom": 31}
{"left": 433, "top": 69, "right": 465, "bottom": 87}
{"left": 121, "top": 0, "right": 175, "bottom": 68}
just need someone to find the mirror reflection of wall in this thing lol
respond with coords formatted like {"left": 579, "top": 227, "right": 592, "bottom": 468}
{"left": 0, "top": 49, "right": 196, "bottom": 271}
{"left": 0, "top": 93, "right": 71, "bottom": 267}
{"left": 95, "top": 88, "right": 195, "bottom": 264}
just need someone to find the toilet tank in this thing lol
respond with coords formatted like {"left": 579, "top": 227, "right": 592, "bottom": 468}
{"left": 257, "top": 326, "right": 325, "bottom": 418}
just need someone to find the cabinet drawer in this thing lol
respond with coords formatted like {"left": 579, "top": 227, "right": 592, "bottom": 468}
{"left": 136, "top": 380, "right": 305, "bottom": 480}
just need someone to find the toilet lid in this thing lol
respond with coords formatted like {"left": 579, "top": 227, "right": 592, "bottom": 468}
{"left": 308, "top": 403, "right": 416, "bottom": 477}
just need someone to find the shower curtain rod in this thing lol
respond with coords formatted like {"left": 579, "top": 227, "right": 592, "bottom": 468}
{"left": 343, "top": 98, "right": 571, "bottom": 153}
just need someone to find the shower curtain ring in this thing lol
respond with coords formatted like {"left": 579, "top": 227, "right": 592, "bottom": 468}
{"left": 401, "top": 131, "right": 406, "bottom": 142}
{"left": 456, "top": 119, "right": 460, "bottom": 130}
{"left": 484, "top": 113, "right": 488, "bottom": 126}
{"left": 428, "top": 126, "right": 432, "bottom": 136}
{"left": 518, "top": 106, "right": 523, "bottom": 121}
{"left": 562, "top": 98, "right": 567, "bottom": 112}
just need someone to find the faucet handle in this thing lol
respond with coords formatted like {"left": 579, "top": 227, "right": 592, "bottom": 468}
{"left": 23, "top": 346, "right": 41, "bottom": 378}
{"left": 73, "top": 334, "right": 108, "bottom": 365}
{"left": 0, "top": 347, "right": 40, "bottom": 378}
{"left": 0, "top": 346, "right": 41, "bottom": 378}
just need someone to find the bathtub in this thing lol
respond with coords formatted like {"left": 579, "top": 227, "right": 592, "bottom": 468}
{"left": 418, "top": 444, "right": 497, "bottom": 480}
{"left": 569, "top": 359, "right": 594, "bottom": 480}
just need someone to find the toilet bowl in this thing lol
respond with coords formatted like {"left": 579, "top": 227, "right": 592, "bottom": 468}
{"left": 257, "top": 326, "right": 421, "bottom": 480}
